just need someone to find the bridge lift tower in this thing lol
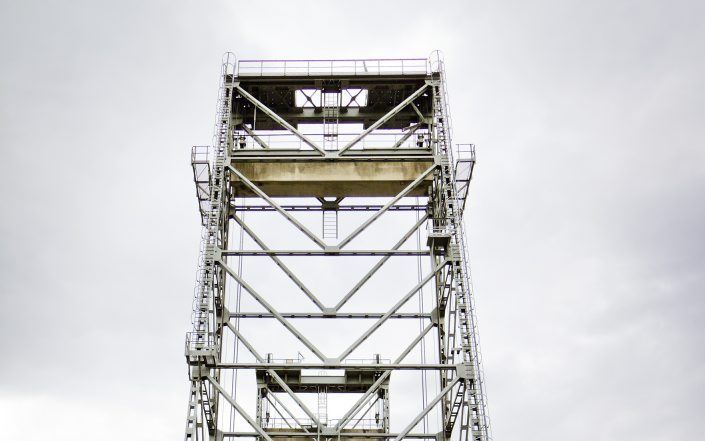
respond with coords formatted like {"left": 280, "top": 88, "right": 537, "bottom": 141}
{"left": 183, "top": 53, "right": 491, "bottom": 441}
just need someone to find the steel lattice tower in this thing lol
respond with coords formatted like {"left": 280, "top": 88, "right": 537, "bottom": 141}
{"left": 183, "top": 53, "right": 491, "bottom": 441}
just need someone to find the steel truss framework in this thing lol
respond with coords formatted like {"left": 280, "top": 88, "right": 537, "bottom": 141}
{"left": 183, "top": 53, "right": 490, "bottom": 441}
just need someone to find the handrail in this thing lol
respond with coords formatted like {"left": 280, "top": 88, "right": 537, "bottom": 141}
{"left": 455, "top": 143, "right": 476, "bottom": 161}
{"left": 237, "top": 58, "right": 430, "bottom": 77}
{"left": 261, "top": 417, "right": 383, "bottom": 430}
{"left": 191, "top": 145, "right": 209, "bottom": 163}
{"left": 231, "top": 131, "right": 431, "bottom": 151}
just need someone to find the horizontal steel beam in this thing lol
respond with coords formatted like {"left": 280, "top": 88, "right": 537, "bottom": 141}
{"left": 230, "top": 204, "right": 426, "bottom": 212}
{"left": 338, "top": 260, "right": 446, "bottom": 361}
{"left": 229, "top": 312, "right": 431, "bottom": 319}
{"left": 228, "top": 149, "right": 433, "bottom": 161}
{"left": 221, "top": 432, "right": 438, "bottom": 439}
{"left": 334, "top": 215, "right": 428, "bottom": 311}
{"left": 220, "top": 262, "right": 327, "bottom": 362}
{"left": 232, "top": 214, "right": 326, "bottom": 311}
{"left": 217, "top": 363, "right": 456, "bottom": 371}
{"left": 224, "top": 320, "right": 322, "bottom": 425}
{"left": 337, "top": 163, "right": 437, "bottom": 248}
{"left": 228, "top": 165, "right": 327, "bottom": 249}
{"left": 220, "top": 249, "right": 429, "bottom": 256}
{"left": 334, "top": 323, "right": 435, "bottom": 431}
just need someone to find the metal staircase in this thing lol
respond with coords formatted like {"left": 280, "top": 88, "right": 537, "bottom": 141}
{"left": 200, "top": 380, "right": 216, "bottom": 433}
{"left": 183, "top": 54, "right": 235, "bottom": 441}
{"left": 433, "top": 69, "right": 490, "bottom": 441}
{"left": 190, "top": 146, "right": 211, "bottom": 226}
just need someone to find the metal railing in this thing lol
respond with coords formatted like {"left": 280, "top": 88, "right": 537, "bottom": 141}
{"left": 231, "top": 132, "right": 431, "bottom": 151}
{"left": 237, "top": 58, "right": 430, "bottom": 77}
{"left": 190, "top": 146, "right": 211, "bottom": 224}
{"left": 455, "top": 143, "right": 476, "bottom": 161}
{"left": 342, "top": 357, "right": 391, "bottom": 365}
{"left": 427, "top": 223, "right": 456, "bottom": 236}
{"left": 256, "top": 356, "right": 391, "bottom": 365}
{"left": 261, "top": 417, "right": 383, "bottom": 430}
{"left": 191, "top": 145, "right": 210, "bottom": 163}
{"left": 185, "top": 332, "right": 218, "bottom": 356}
{"left": 265, "top": 353, "right": 304, "bottom": 364}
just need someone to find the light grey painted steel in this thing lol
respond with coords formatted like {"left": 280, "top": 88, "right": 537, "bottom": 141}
{"left": 206, "top": 374, "right": 274, "bottom": 441}
{"left": 220, "top": 249, "right": 430, "bottom": 256}
{"left": 229, "top": 312, "right": 432, "bottom": 319}
{"left": 181, "top": 53, "right": 491, "bottom": 441}
{"left": 334, "top": 214, "right": 428, "bottom": 310}
{"left": 219, "top": 262, "right": 327, "bottom": 362}
{"left": 337, "top": 260, "right": 447, "bottom": 361}
{"left": 231, "top": 214, "right": 326, "bottom": 310}
{"left": 225, "top": 321, "right": 322, "bottom": 426}
{"left": 218, "top": 363, "right": 455, "bottom": 370}
{"left": 334, "top": 322, "right": 436, "bottom": 431}
{"left": 336, "top": 164, "right": 437, "bottom": 248}
{"left": 267, "top": 391, "right": 311, "bottom": 433}
{"left": 234, "top": 84, "right": 325, "bottom": 155}
{"left": 228, "top": 165, "right": 327, "bottom": 249}
{"left": 393, "top": 377, "right": 461, "bottom": 441}
{"left": 392, "top": 123, "right": 422, "bottom": 149}
{"left": 241, "top": 124, "right": 270, "bottom": 149}
{"left": 337, "top": 83, "right": 428, "bottom": 154}
{"left": 230, "top": 203, "right": 426, "bottom": 212}
{"left": 221, "top": 432, "right": 439, "bottom": 439}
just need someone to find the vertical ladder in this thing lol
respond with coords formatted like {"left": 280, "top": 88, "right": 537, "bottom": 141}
{"left": 322, "top": 210, "right": 338, "bottom": 239}
{"left": 317, "top": 386, "right": 328, "bottom": 426}
{"left": 319, "top": 197, "right": 341, "bottom": 240}
{"left": 322, "top": 90, "right": 340, "bottom": 150}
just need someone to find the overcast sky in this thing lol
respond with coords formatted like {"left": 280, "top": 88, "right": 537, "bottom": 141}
{"left": 1, "top": 0, "right": 704, "bottom": 440}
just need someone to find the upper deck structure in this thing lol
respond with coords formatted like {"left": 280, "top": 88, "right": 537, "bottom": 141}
{"left": 183, "top": 53, "right": 489, "bottom": 441}
{"left": 225, "top": 58, "right": 436, "bottom": 200}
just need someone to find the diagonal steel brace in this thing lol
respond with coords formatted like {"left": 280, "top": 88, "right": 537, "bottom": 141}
{"left": 232, "top": 214, "right": 326, "bottom": 311}
{"left": 235, "top": 84, "right": 325, "bottom": 155}
{"left": 219, "top": 261, "right": 327, "bottom": 362}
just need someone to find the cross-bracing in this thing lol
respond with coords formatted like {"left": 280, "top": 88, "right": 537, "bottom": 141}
{"left": 183, "top": 53, "right": 491, "bottom": 441}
